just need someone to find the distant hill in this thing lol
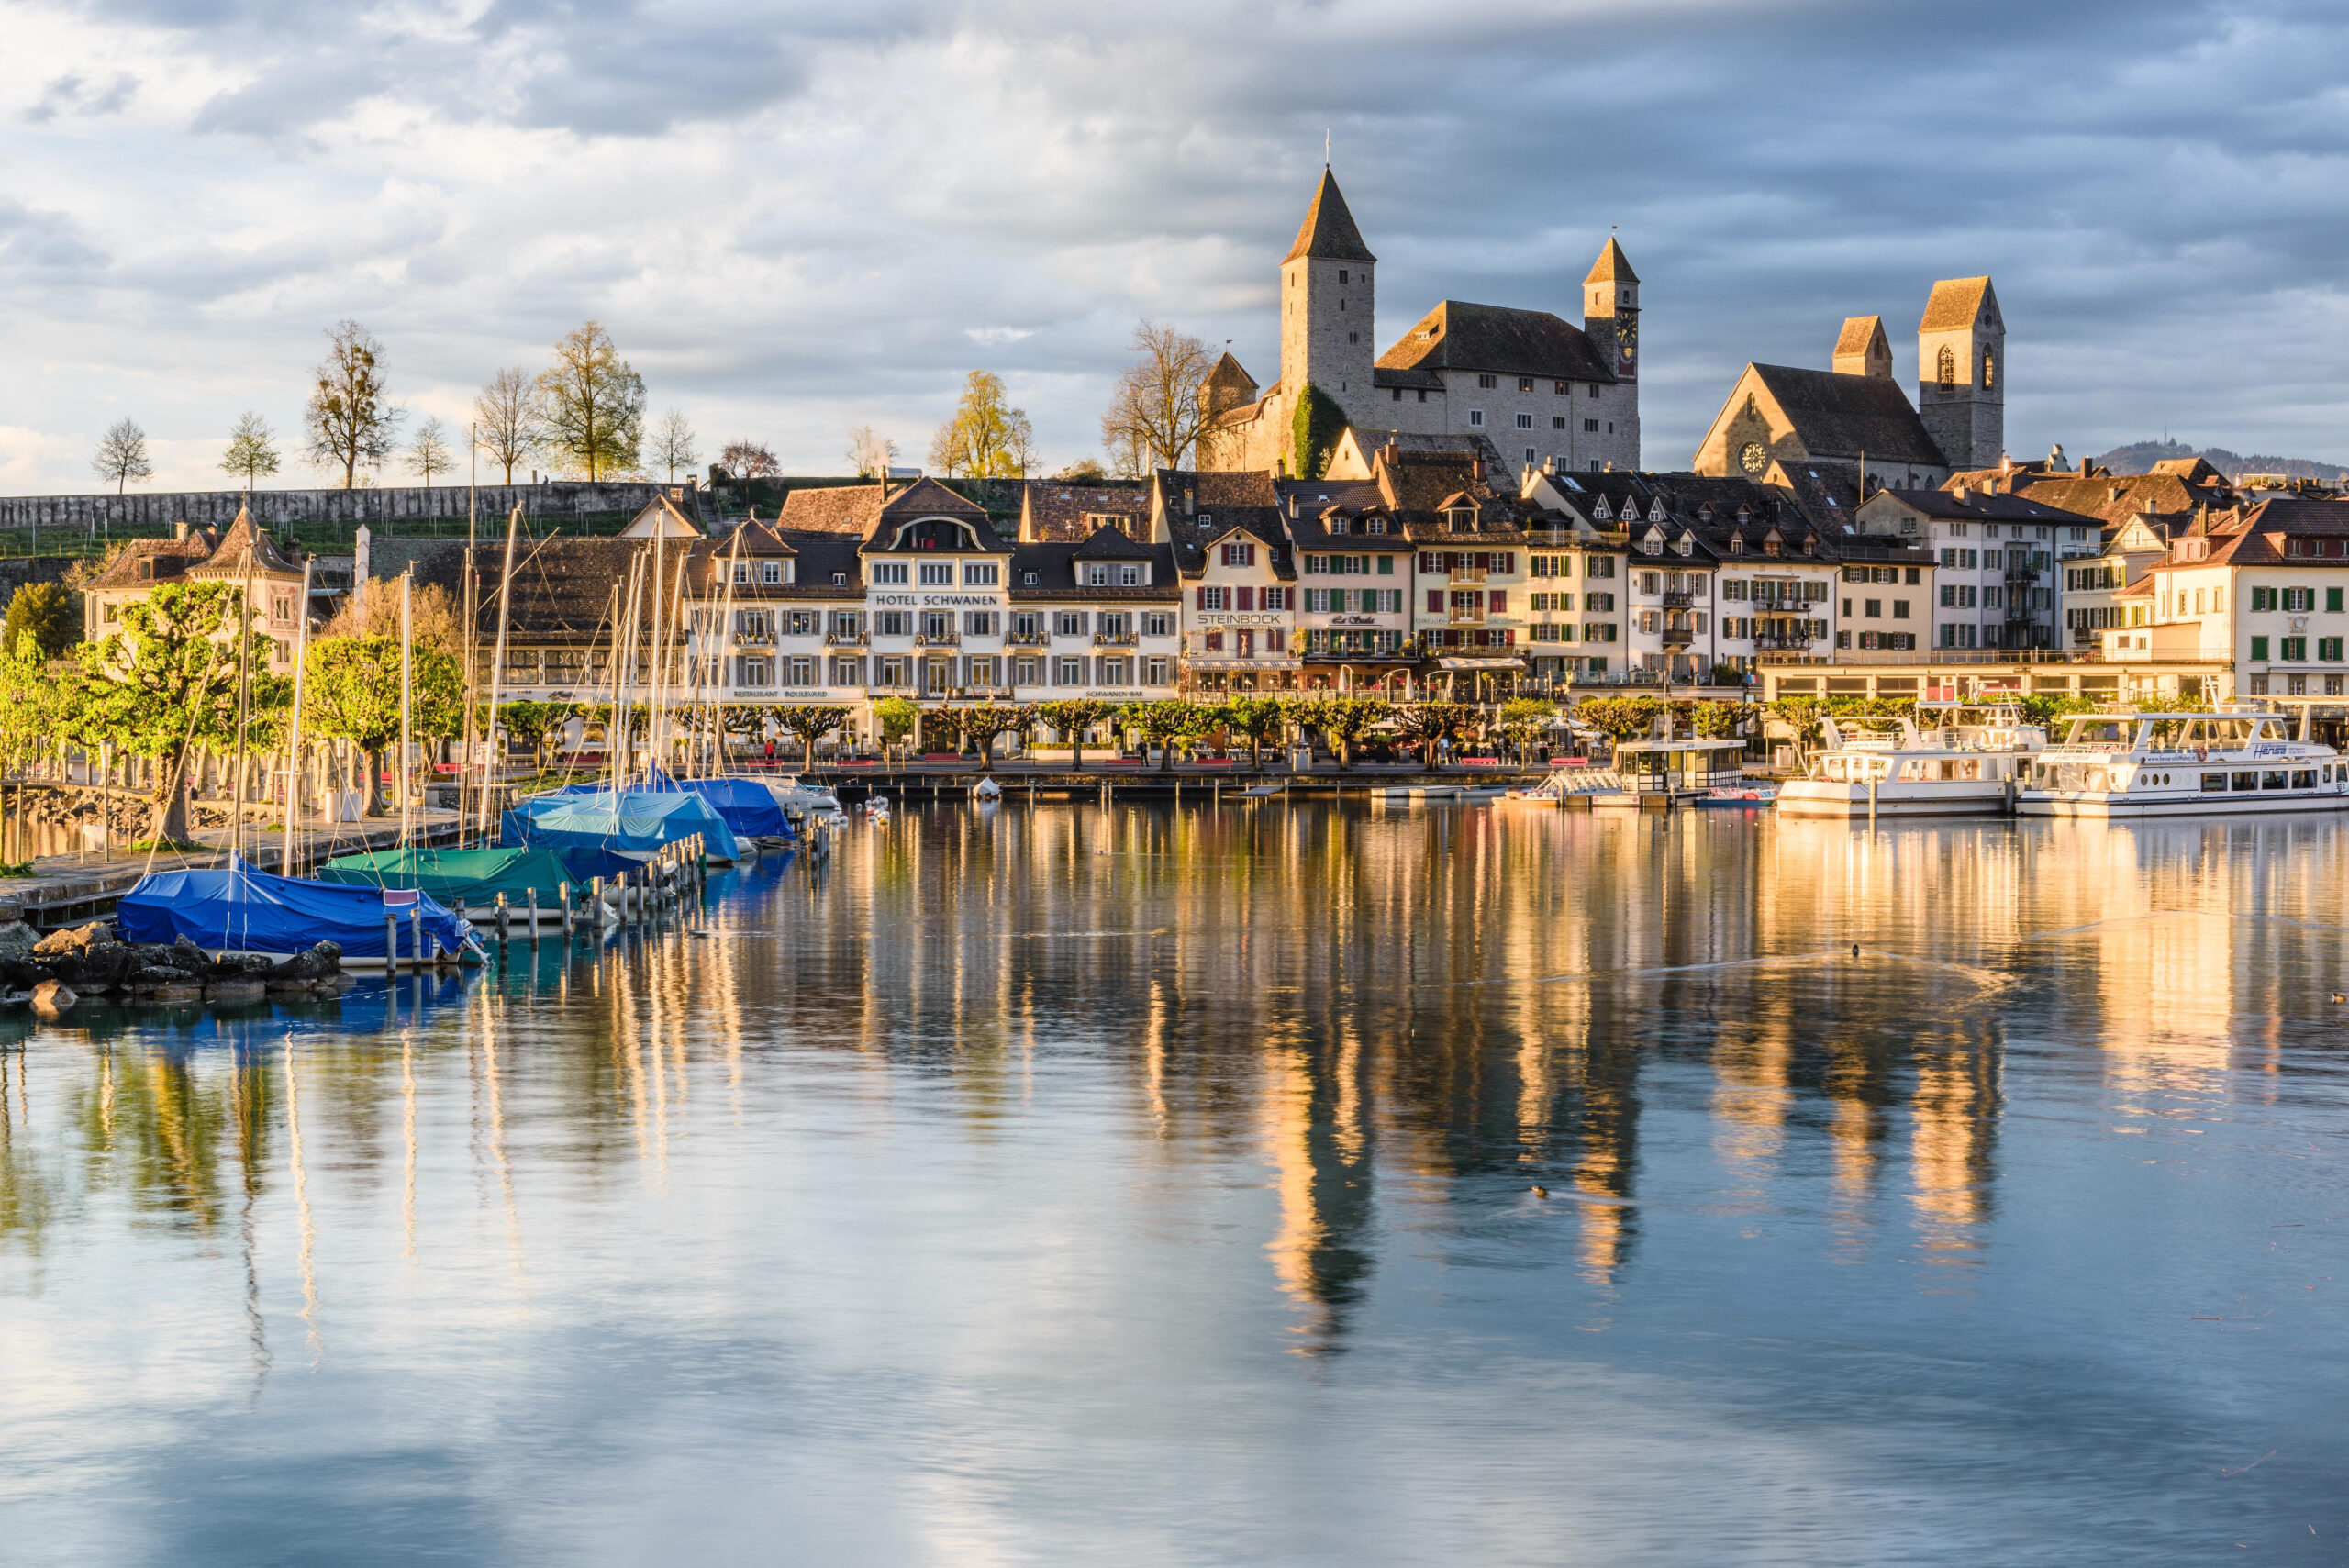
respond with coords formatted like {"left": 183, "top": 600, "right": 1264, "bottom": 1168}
{"left": 2092, "top": 439, "right": 2349, "bottom": 482}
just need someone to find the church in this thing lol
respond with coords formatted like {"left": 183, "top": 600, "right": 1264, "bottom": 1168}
{"left": 1197, "top": 168, "right": 1642, "bottom": 479}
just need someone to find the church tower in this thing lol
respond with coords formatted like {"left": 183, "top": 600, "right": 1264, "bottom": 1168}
{"left": 1279, "top": 167, "right": 1377, "bottom": 429}
{"left": 1833, "top": 316, "right": 1892, "bottom": 378}
{"left": 1583, "top": 237, "right": 1642, "bottom": 467}
{"left": 1917, "top": 277, "right": 2004, "bottom": 470}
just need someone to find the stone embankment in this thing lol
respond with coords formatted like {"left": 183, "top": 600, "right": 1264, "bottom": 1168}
{"left": 0, "top": 918, "right": 349, "bottom": 1012}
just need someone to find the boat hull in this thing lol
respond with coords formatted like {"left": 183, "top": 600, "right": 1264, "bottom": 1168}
{"left": 1776, "top": 783, "right": 2010, "bottom": 818}
{"left": 2019, "top": 792, "right": 2349, "bottom": 818}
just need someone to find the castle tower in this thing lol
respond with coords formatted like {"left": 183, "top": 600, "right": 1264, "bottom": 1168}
{"left": 1583, "top": 237, "right": 1642, "bottom": 466}
{"left": 1917, "top": 277, "right": 2004, "bottom": 470}
{"left": 1833, "top": 316, "right": 1892, "bottom": 379}
{"left": 1279, "top": 167, "right": 1377, "bottom": 427}
{"left": 1198, "top": 351, "right": 1258, "bottom": 421}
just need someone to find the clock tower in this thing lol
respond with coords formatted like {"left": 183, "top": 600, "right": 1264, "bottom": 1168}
{"left": 1582, "top": 236, "right": 1641, "bottom": 472}
{"left": 1917, "top": 276, "right": 2004, "bottom": 471}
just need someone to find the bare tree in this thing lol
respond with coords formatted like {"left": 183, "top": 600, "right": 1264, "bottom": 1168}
{"left": 305, "top": 319, "right": 403, "bottom": 488}
{"left": 846, "top": 424, "right": 898, "bottom": 478}
{"left": 718, "top": 440, "right": 781, "bottom": 480}
{"left": 91, "top": 418, "right": 154, "bottom": 495}
{"left": 473, "top": 366, "right": 538, "bottom": 484}
{"left": 219, "top": 411, "right": 280, "bottom": 487}
{"left": 650, "top": 409, "right": 699, "bottom": 482}
{"left": 1100, "top": 320, "right": 1213, "bottom": 473}
{"left": 408, "top": 417, "right": 455, "bottom": 486}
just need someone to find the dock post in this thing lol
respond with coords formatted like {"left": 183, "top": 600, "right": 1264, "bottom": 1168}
{"left": 526, "top": 887, "right": 540, "bottom": 946}
{"left": 561, "top": 882, "right": 574, "bottom": 940}
{"left": 496, "top": 892, "right": 510, "bottom": 946}
{"left": 590, "top": 876, "right": 602, "bottom": 932}
{"left": 1867, "top": 777, "right": 1878, "bottom": 825}
{"left": 384, "top": 910, "right": 398, "bottom": 974}
{"left": 409, "top": 906, "right": 423, "bottom": 974}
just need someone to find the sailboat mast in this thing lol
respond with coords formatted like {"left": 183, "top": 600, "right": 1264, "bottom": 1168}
{"left": 283, "top": 556, "right": 313, "bottom": 876}
{"left": 475, "top": 506, "right": 523, "bottom": 848}
{"left": 398, "top": 569, "right": 413, "bottom": 850}
{"left": 717, "top": 527, "right": 741, "bottom": 774}
{"left": 647, "top": 522, "right": 667, "bottom": 783}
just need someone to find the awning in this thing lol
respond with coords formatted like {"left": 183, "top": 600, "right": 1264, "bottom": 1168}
{"left": 1434, "top": 656, "right": 1528, "bottom": 671}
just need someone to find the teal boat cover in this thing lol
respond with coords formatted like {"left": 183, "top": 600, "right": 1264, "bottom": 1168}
{"left": 317, "top": 847, "right": 575, "bottom": 906}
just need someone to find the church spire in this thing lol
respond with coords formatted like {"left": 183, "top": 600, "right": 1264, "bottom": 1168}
{"left": 1284, "top": 168, "right": 1376, "bottom": 265}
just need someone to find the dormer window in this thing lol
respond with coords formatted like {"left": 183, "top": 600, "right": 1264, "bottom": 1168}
{"left": 1675, "top": 535, "right": 1693, "bottom": 558}
{"left": 1330, "top": 517, "right": 1351, "bottom": 536}
{"left": 832, "top": 573, "right": 847, "bottom": 586}
{"left": 1365, "top": 517, "right": 1387, "bottom": 535}
{"left": 760, "top": 560, "right": 783, "bottom": 584}
{"left": 1447, "top": 507, "right": 1476, "bottom": 533}
{"left": 1730, "top": 536, "right": 1744, "bottom": 553}
{"left": 1764, "top": 539, "right": 1780, "bottom": 557}
{"left": 1648, "top": 501, "right": 1665, "bottom": 522}
{"left": 1085, "top": 563, "right": 1108, "bottom": 586}
{"left": 1023, "top": 571, "right": 1039, "bottom": 585}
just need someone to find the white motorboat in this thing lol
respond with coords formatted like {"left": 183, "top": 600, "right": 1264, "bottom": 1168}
{"left": 741, "top": 773, "right": 845, "bottom": 824}
{"left": 2018, "top": 708, "right": 2349, "bottom": 817}
{"left": 972, "top": 777, "right": 1003, "bottom": 803}
{"left": 1775, "top": 703, "right": 2047, "bottom": 819}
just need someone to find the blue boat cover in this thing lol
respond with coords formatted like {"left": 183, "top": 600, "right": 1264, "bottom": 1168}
{"left": 119, "top": 857, "right": 473, "bottom": 961}
{"left": 665, "top": 777, "right": 792, "bottom": 840}
{"left": 499, "top": 788, "right": 742, "bottom": 864}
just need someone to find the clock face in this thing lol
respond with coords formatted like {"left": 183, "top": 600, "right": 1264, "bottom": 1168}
{"left": 1740, "top": 441, "right": 1767, "bottom": 475}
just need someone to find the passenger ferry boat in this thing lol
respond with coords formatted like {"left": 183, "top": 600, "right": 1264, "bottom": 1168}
{"left": 2018, "top": 709, "right": 2349, "bottom": 817}
{"left": 1775, "top": 704, "right": 2047, "bottom": 818}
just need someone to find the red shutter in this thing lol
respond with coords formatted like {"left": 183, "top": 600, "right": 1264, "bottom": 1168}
{"left": 1499, "top": 553, "right": 1515, "bottom": 574}
{"left": 1427, "top": 590, "right": 1443, "bottom": 613}
{"left": 1237, "top": 585, "right": 1254, "bottom": 612}
{"left": 1195, "top": 586, "right": 1207, "bottom": 609}
{"left": 1489, "top": 590, "right": 1507, "bottom": 612}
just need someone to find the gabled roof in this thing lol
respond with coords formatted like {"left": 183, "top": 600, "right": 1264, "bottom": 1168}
{"left": 1008, "top": 540, "right": 1181, "bottom": 601}
{"left": 877, "top": 475, "right": 991, "bottom": 523}
{"left": 83, "top": 531, "right": 217, "bottom": 590}
{"left": 1743, "top": 363, "right": 1948, "bottom": 467}
{"left": 1920, "top": 276, "right": 1998, "bottom": 332}
{"left": 187, "top": 507, "right": 302, "bottom": 580}
{"left": 1204, "top": 352, "right": 1258, "bottom": 395}
{"left": 1377, "top": 301, "right": 1616, "bottom": 384}
{"left": 1957, "top": 467, "right": 2233, "bottom": 529}
{"left": 1584, "top": 237, "right": 1638, "bottom": 285}
{"left": 1284, "top": 167, "right": 1376, "bottom": 265}
{"left": 1833, "top": 316, "right": 1885, "bottom": 361}
{"left": 1875, "top": 487, "right": 2099, "bottom": 524}
{"left": 1071, "top": 524, "right": 1154, "bottom": 560}
{"left": 2179, "top": 498, "right": 2349, "bottom": 569}
{"left": 776, "top": 483, "right": 885, "bottom": 535}
{"left": 1019, "top": 480, "right": 1150, "bottom": 543}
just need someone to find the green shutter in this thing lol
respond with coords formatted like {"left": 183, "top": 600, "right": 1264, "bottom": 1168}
{"left": 2252, "top": 636, "right": 2270, "bottom": 661}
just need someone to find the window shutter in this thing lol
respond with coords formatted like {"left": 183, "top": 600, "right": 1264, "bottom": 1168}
{"left": 1489, "top": 590, "right": 1507, "bottom": 612}
{"left": 1428, "top": 590, "right": 1443, "bottom": 613}
{"left": 1195, "top": 586, "right": 1207, "bottom": 610}
{"left": 1237, "top": 585, "right": 1254, "bottom": 612}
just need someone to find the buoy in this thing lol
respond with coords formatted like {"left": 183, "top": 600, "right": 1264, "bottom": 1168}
{"left": 1531, "top": 1185, "right": 1550, "bottom": 1198}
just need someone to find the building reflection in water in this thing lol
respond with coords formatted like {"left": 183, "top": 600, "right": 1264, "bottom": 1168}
{"left": 6, "top": 806, "right": 2342, "bottom": 1362}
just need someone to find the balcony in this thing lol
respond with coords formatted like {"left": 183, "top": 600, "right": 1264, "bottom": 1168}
{"left": 732, "top": 630, "right": 776, "bottom": 648}
{"left": 1006, "top": 630, "right": 1049, "bottom": 647}
{"left": 1662, "top": 589, "right": 1701, "bottom": 608}
{"left": 1448, "top": 607, "right": 1487, "bottom": 626}
{"left": 1092, "top": 631, "right": 1138, "bottom": 647}
{"left": 1448, "top": 566, "right": 1487, "bottom": 584}
{"left": 1753, "top": 632, "right": 1815, "bottom": 651}
{"left": 823, "top": 630, "right": 868, "bottom": 647}
{"left": 1661, "top": 625, "right": 1695, "bottom": 650}
{"left": 913, "top": 631, "right": 961, "bottom": 647}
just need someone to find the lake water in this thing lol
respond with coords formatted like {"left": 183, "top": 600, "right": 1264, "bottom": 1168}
{"left": 5, "top": 801, "right": 2349, "bottom": 1565}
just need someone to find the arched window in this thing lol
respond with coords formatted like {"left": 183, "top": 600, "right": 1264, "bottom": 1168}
{"left": 1982, "top": 346, "right": 1996, "bottom": 389}
{"left": 1936, "top": 346, "right": 1956, "bottom": 392}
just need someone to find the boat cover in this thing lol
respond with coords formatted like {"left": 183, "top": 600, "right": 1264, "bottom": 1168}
{"left": 316, "top": 847, "right": 575, "bottom": 906}
{"left": 499, "top": 788, "right": 742, "bottom": 865}
{"left": 119, "top": 857, "right": 472, "bottom": 961}
{"left": 662, "top": 776, "right": 793, "bottom": 840}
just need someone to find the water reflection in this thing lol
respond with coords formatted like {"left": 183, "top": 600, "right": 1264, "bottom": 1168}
{"left": 4, "top": 805, "right": 2349, "bottom": 1561}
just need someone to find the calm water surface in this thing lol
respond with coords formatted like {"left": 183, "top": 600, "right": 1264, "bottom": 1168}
{"left": 5, "top": 802, "right": 2349, "bottom": 1565}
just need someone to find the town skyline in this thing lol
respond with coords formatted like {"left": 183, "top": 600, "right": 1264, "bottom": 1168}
{"left": 5, "top": 0, "right": 2345, "bottom": 495}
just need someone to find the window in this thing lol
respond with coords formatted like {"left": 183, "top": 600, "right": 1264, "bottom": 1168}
{"left": 1515, "top": 413, "right": 1533, "bottom": 429}
{"left": 2286, "top": 587, "right": 2316, "bottom": 612}
{"left": 1936, "top": 345, "right": 1956, "bottom": 391}
{"left": 875, "top": 611, "right": 909, "bottom": 637}
{"left": 1893, "top": 599, "right": 1910, "bottom": 618}
{"left": 1525, "top": 447, "right": 1538, "bottom": 465}
{"left": 964, "top": 563, "right": 998, "bottom": 586}
{"left": 963, "top": 611, "right": 996, "bottom": 636}
{"left": 1145, "top": 657, "right": 1170, "bottom": 686}
{"left": 1366, "top": 518, "right": 1388, "bottom": 535}
{"left": 1554, "top": 380, "right": 1569, "bottom": 395}
{"left": 1055, "top": 611, "right": 1086, "bottom": 637}
{"left": 1477, "top": 373, "right": 1497, "bottom": 389}
{"left": 1865, "top": 598, "right": 1882, "bottom": 617}
{"left": 1014, "top": 657, "right": 1040, "bottom": 686}
{"left": 1518, "top": 376, "right": 1534, "bottom": 393}
{"left": 1057, "top": 657, "right": 1085, "bottom": 684}
{"left": 1199, "top": 586, "right": 1227, "bottom": 611}
{"left": 732, "top": 562, "right": 751, "bottom": 584}
{"left": 872, "top": 562, "right": 908, "bottom": 585}
{"left": 1982, "top": 345, "right": 1996, "bottom": 389}
{"left": 918, "top": 562, "right": 952, "bottom": 585}
{"left": 1468, "top": 410, "right": 1485, "bottom": 427}
{"left": 1022, "top": 572, "right": 1038, "bottom": 586}
{"left": 1552, "top": 417, "right": 1567, "bottom": 430}
{"left": 2283, "top": 637, "right": 2309, "bottom": 661}
{"left": 2252, "top": 587, "right": 2277, "bottom": 612}
{"left": 1264, "top": 588, "right": 1290, "bottom": 610}
{"left": 921, "top": 610, "right": 951, "bottom": 639}
{"left": 760, "top": 560, "right": 783, "bottom": 584}
{"left": 1085, "top": 564, "right": 1109, "bottom": 586}
{"left": 1220, "top": 542, "right": 1254, "bottom": 567}
{"left": 2323, "top": 638, "right": 2343, "bottom": 662}
{"left": 1337, "top": 270, "right": 1347, "bottom": 283}
{"left": 1144, "top": 612, "right": 1172, "bottom": 637}
{"left": 1584, "top": 418, "right": 1599, "bottom": 433}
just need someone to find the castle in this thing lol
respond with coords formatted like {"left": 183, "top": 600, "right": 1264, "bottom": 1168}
{"left": 1197, "top": 167, "right": 1642, "bottom": 478}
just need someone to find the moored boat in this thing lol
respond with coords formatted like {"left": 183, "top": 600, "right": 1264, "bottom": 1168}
{"left": 120, "top": 858, "right": 480, "bottom": 971}
{"left": 1775, "top": 703, "right": 2045, "bottom": 819}
{"left": 2018, "top": 708, "right": 2349, "bottom": 817}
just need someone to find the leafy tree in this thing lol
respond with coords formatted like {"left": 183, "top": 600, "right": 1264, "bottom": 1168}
{"left": 1288, "top": 382, "right": 1347, "bottom": 481}
{"left": 536, "top": 320, "right": 645, "bottom": 482}
{"left": 1216, "top": 695, "right": 1287, "bottom": 771}
{"left": 1688, "top": 699, "right": 1743, "bottom": 739}
{"left": 406, "top": 417, "right": 455, "bottom": 486}
{"left": 1498, "top": 695, "right": 1557, "bottom": 762}
{"left": 929, "top": 371, "right": 1034, "bottom": 479}
{"left": 919, "top": 705, "right": 966, "bottom": 756}
{"left": 648, "top": 410, "right": 698, "bottom": 483}
{"left": 495, "top": 699, "right": 577, "bottom": 773}
{"left": 306, "top": 319, "right": 403, "bottom": 488}
{"left": 718, "top": 440, "right": 780, "bottom": 480}
{"left": 1099, "top": 319, "right": 1212, "bottom": 473}
{"left": 873, "top": 695, "right": 919, "bottom": 761}
{"left": 1034, "top": 698, "right": 1113, "bottom": 767}
{"left": 2, "top": 582, "right": 79, "bottom": 660}
{"left": 72, "top": 581, "right": 274, "bottom": 841}
{"left": 301, "top": 635, "right": 463, "bottom": 816}
{"left": 774, "top": 704, "right": 850, "bottom": 771}
{"left": 2019, "top": 693, "right": 2096, "bottom": 728}
{"left": 1122, "top": 699, "right": 1198, "bottom": 772}
{"left": 1308, "top": 695, "right": 1388, "bottom": 771}
{"left": 954, "top": 702, "right": 1031, "bottom": 773}
{"left": 846, "top": 425, "right": 897, "bottom": 478}
{"left": 1576, "top": 695, "right": 1665, "bottom": 745}
{"left": 320, "top": 578, "right": 465, "bottom": 659}
{"left": 91, "top": 417, "right": 154, "bottom": 495}
{"left": 1394, "top": 702, "right": 1477, "bottom": 769}
{"left": 474, "top": 366, "right": 539, "bottom": 484}
{"left": 1053, "top": 458, "right": 1107, "bottom": 482}
{"left": 219, "top": 411, "right": 280, "bottom": 487}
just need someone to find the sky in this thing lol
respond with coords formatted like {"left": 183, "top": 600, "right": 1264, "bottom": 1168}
{"left": 2, "top": 0, "right": 2345, "bottom": 495}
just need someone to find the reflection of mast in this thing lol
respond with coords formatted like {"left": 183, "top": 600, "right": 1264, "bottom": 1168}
{"left": 1260, "top": 1033, "right": 1375, "bottom": 1355}
{"left": 400, "top": 1029, "right": 417, "bottom": 1262}
{"left": 230, "top": 1046, "right": 271, "bottom": 1395}
{"left": 475, "top": 988, "right": 529, "bottom": 1289}
{"left": 282, "top": 1042, "right": 321, "bottom": 1365}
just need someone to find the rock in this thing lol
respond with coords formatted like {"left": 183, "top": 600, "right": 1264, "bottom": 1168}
{"left": 204, "top": 978, "right": 267, "bottom": 1005}
{"left": 170, "top": 937, "right": 210, "bottom": 972}
{"left": 136, "top": 982, "right": 206, "bottom": 1005}
{"left": 66, "top": 942, "right": 132, "bottom": 992}
{"left": 30, "top": 980, "right": 76, "bottom": 1016}
{"left": 269, "top": 940, "right": 343, "bottom": 982}
{"left": 128, "top": 962, "right": 195, "bottom": 987}
{"left": 0, "top": 988, "right": 28, "bottom": 1006}
{"left": 33, "top": 921, "right": 111, "bottom": 957}
{"left": 0, "top": 921, "right": 37, "bottom": 957}
{"left": 0, "top": 958, "right": 55, "bottom": 990}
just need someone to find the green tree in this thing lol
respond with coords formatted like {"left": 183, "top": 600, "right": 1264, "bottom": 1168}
{"left": 1310, "top": 695, "right": 1388, "bottom": 771}
{"left": 2, "top": 582, "right": 79, "bottom": 660}
{"left": 1688, "top": 699, "right": 1743, "bottom": 739}
{"left": 305, "top": 319, "right": 402, "bottom": 488}
{"left": 1577, "top": 695, "right": 1664, "bottom": 746}
{"left": 1216, "top": 695, "right": 1287, "bottom": 771}
{"left": 954, "top": 702, "right": 1031, "bottom": 773}
{"left": 301, "top": 636, "right": 463, "bottom": 817}
{"left": 774, "top": 704, "right": 850, "bottom": 771}
{"left": 1034, "top": 698, "right": 1113, "bottom": 767}
{"left": 536, "top": 320, "right": 645, "bottom": 482}
{"left": 873, "top": 696, "right": 919, "bottom": 762}
{"left": 929, "top": 370, "right": 1035, "bottom": 479}
{"left": 1123, "top": 699, "right": 1198, "bottom": 772}
{"left": 1394, "top": 702, "right": 1476, "bottom": 769}
{"left": 72, "top": 581, "right": 272, "bottom": 841}
{"left": 219, "top": 411, "right": 280, "bottom": 487}
{"left": 495, "top": 699, "right": 576, "bottom": 773}
{"left": 91, "top": 417, "right": 153, "bottom": 495}
{"left": 1289, "top": 382, "right": 1347, "bottom": 480}
{"left": 1498, "top": 696, "right": 1556, "bottom": 762}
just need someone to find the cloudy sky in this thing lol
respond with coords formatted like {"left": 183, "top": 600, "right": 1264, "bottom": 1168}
{"left": 3, "top": 0, "right": 2344, "bottom": 495}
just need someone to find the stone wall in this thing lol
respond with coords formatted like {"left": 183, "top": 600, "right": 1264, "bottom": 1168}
{"left": 0, "top": 481, "right": 678, "bottom": 532}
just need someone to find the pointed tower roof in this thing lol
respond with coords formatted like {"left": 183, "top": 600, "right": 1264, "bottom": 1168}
{"left": 1283, "top": 168, "right": 1376, "bottom": 264}
{"left": 194, "top": 504, "right": 300, "bottom": 578}
{"left": 1204, "top": 350, "right": 1258, "bottom": 395}
{"left": 1834, "top": 316, "right": 1887, "bottom": 361}
{"left": 1920, "top": 276, "right": 1997, "bottom": 331}
{"left": 1585, "top": 237, "right": 1639, "bottom": 285}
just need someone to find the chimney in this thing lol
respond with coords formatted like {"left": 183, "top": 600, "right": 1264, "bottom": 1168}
{"left": 173, "top": 519, "right": 189, "bottom": 541}
{"left": 1183, "top": 486, "right": 1196, "bottom": 518}
{"left": 2000, "top": 454, "right": 2014, "bottom": 476}
{"left": 1471, "top": 454, "right": 1486, "bottom": 484}
{"left": 1954, "top": 484, "right": 1969, "bottom": 504}
{"left": 1286, "top": 492, "right": 1297, "bottom": 520}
